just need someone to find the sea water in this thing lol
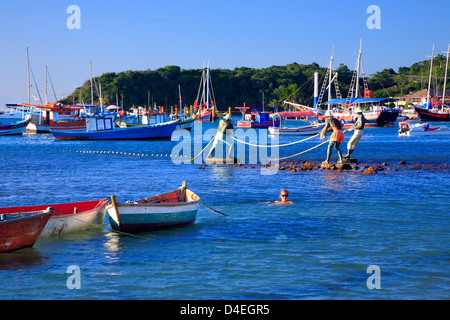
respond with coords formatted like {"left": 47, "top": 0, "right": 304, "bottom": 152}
{"left": 0, "top": 119, "right": 448, "bottom": 300}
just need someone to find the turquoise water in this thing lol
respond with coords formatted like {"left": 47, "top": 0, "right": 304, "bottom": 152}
{"left": 0, "top": 119, "right": 449, "bottom": 300}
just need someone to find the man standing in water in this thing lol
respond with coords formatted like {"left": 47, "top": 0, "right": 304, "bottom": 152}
{"left": 344, "top": 106, "right": 366, "bottom": 160}
{"left": 206, "top": 113, "right": 234, "bottom": 160}
{"left": 320, "top": 110, "right": 344, "bottom": 164}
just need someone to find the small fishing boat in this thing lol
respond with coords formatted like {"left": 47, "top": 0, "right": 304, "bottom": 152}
{"left": 120, "top": 112, "right": 195, "bottom": 131}
{"left": 235, "top": 105, "right": 281, "bottom": 128}
{"left": 107, "top": 181, "right": 200, "bottom": 232}
{"left": 0, "top": 199, "right": 109, "bottom": 237}
{"left": 0, "top": 104, "right": 34, "bottom": 126}
{"left": 414, "top": 43, "right": 450, "bottom": 122}
{"left": 50, "top": 111, "right": 179, "bottom": 140}
{"left": 193, "top": 63, "right": 217, "bottom": 122}
{"left": 268, "top": 107, "right": 324, "bottom": 135}
{"left": 0, "top": 119, "right": 30, "bottom": 135}
{"left": 19, "top": 102, "right": 87, "bottom": 133}
{"left": 0, "top": 208, "right": 53, "bottom": 253}
{"left": 268, "top": 122, "right": 325, "bottom": 136}
{"left": 398, "top": 121, "right": 450, "bottom": 136}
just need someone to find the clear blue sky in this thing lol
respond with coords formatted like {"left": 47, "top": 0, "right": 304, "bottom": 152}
{"left": 0, "top": 0, "right": 449, "bottom": 107}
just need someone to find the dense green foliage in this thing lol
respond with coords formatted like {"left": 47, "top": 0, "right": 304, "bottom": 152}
{"left": 60, "top": 55, "right": 449, "bottom": 111}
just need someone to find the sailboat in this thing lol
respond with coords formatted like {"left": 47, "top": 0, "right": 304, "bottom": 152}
{"left": 193, "top": 62, "right": 216, "bottom": 122}
{"left": 169, "top": 85, "right": 195, "bottom": 130}
{"left": 21, "top": 59, "right": 87, "bottom": 133}
{"left": 414, "top": 43, "right": 450, "bottom": 122}
{"left": 324, "top": 41, "right": 399, "bottom": 127}
{"left": 0, "top": 48, "right": 36, "bottom": 134}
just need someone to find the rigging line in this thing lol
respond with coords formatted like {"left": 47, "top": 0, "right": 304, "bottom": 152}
{"left": 46, "top": 68, "right": 58, "bottom": 102}
{"left": 270, "top": 139, "right": 330, "bottom": 161}
{"left": 29, "top": 64, "right": 43, "bottom": 104}
{"left": 230, "top": 133, "right": 320, "bottom": 148}
{"left": 283, "top": 74, "right": 314, "bottom": 105}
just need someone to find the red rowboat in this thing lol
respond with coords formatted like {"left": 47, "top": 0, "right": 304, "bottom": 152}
{"left": 0, "top": 199, "right": 109, "bottom": 237}
{"left": 0, "top": 208, "right": 53, "bottom": 253}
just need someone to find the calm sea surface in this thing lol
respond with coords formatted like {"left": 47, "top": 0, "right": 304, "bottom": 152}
{"left": 0, "top": 118, "right": 448, "bottom": 300}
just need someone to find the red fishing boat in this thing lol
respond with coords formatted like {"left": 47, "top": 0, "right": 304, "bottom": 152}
{"left": 0, "top": 208, "right": 53, "bottom": 253}
{"left": 0, "top": 199, "right": 109, "bottom": 237}
{"left": 19, "top": 102, "right": 87, "bottom": 133}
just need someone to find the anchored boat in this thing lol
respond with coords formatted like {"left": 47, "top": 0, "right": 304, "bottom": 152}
{"left": 0, "top": 199, "right": 109, "bottom": 237}
{"left": 0, "top": 208, "right": 53, "bottom": 253}
{"left": 0, "top": 119, "right": 30, "bottom": 136}
{"left": 50, "top": 111, "right": 179, "bottom": 140}
{"left": 107, "top": 181, "right": 200, "bottom": 233}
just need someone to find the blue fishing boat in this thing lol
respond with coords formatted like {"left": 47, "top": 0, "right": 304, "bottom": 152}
{"left": 0, "top": 119, "right": 30, "bottom": 136}
{"left": 50, "top": 112, "right": 179, "bottom": 140}
{"left": 235, "top": 105, "right": 281, "bottom": 128}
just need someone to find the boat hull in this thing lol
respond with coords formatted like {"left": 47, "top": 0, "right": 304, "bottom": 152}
{"left": 236, "top": 120, "right": 281, "bottom": 128}
{"left": 0, "top": 210, "right": 52, "bottom": 253}
{"left": 0, "top": 199, "right": 109, "bottom": 237}
{"left": 0, "top": 120, "right": 30, "bottom": 135}
{"left": 268, "top": 123, "right": 325, "bottom": 135}
{"left": 176, "top": 117, "right": 195, "bottom": 130}
{"left": 329, "top": 110, "right": 399, "bottom": 127}
{"left": 414, "top": 107, "right": 450, "bottom": 122}
{"left": 50, "top": 120, "right": 178, "bottom": 140}
{"left": 107, "top": 188, "right": 200, "bottom": 233}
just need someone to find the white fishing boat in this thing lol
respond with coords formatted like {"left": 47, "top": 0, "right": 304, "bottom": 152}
{"left": 107, "top": 181, "right": 200, "bottom": 233}
{"left": 269, "top": 122, "right": 325, "bottom": 136}
{"left": 269, "top": 72, "right": 324, "bottom": 135}
{"left": 0, "top": 104, "right": 33, "bottom": 126}
{"left": 398, "top": 121, "right": 450, "bottom": 136}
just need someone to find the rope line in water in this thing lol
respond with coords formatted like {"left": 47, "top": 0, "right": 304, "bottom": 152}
{"left": 58, "top": 132, "right": 328, "bottom": 162}
{"left": 269, "top": 139, "right": 330, "bottom": 161}
{"left": 230, "top": 133, "right": 320, "bottom": 148}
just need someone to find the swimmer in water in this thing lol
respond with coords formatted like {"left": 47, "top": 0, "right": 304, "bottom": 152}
{"left": 274, "top": 189, "right": 293, "bottom": 205}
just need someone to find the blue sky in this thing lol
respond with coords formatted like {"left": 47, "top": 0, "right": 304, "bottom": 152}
{"left": 0, "top": 0, "right": 449, "bottom": 107}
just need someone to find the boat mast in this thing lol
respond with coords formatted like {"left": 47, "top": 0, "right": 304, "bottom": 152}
{"left": 90, "top": 61, "right": 94, "bottom": 105}
{"left": 26, "top": 47, "right": 30, "bottom": 104}
{"left": 426, "top": 44, "right": 434, "bottom": 109}
{"left": 178, "top": 84, "right": 182, "bottom": 113}
{"left": 314, "top": 71, "right": 319, "bottom": 110}
{"left": 202, "top": 61, "right": 206, "bottom": 107}
{"left": 355, "top": 39, "right": 362, "bottom": 98}
{"left": 328, "top": 45, "right": 334, "bottom": 102}
{"left": 45, "top": 65, "right": 48, "bottom": 104}
{"left": 262, "top": 92, "right": 265, "bottom": 112}
{"left": 442, "top": 42, "right": 450, "bottom": 107}
{"left": 206, "top": 61, "right": 210, "bottom": 111}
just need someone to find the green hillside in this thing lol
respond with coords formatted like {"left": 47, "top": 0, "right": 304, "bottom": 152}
{"left": 60, "top": 55, "right": 449, "bottom": 111}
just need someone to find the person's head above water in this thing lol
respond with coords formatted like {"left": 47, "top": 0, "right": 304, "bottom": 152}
{"left": 275, "top": 189, "right": 293, "bottom": 204}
